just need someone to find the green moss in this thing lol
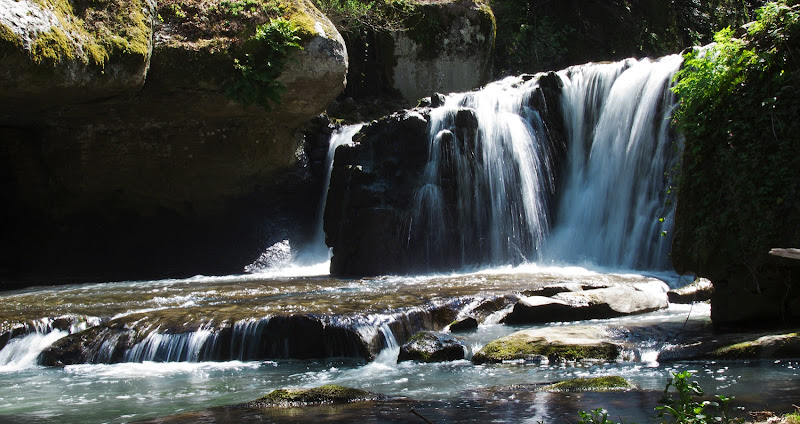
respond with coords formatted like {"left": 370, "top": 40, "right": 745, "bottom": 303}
{"left": 543, "top": 376, "right": 633, "bottom": 392}
{"left": 252, "top": 385, "right": 374, "bottom": 406}
{"left": 22, "top": 0, "right": 152, "bottom": 69}
{"left": 0, "top": 23, "right": 20, "bottom": 46}
{"left": 472, "top": 333, "right": 620, "bottom": 364}
{"left": 31, "top": 27, "right": 75, "bottom": 65}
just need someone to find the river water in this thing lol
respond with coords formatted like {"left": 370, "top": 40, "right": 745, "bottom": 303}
{"left": 1, "top": 264, "right": 798, "bottom": 423}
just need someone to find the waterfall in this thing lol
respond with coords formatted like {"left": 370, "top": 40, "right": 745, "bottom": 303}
{"left": 544, "top": 55, "right": 682, "bottom": 270}
{"left": 297, "top": 123, "right": 364, "bottom": 264}
{"left": 408, "top": 55, "right": 682, "bottom": 272}
{"left": 410, "top": 77, "right": 558, "bottom": 270}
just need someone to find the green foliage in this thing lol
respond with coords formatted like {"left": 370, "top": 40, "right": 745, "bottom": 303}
{"left": 655, "top": 371, "right": 741, "bottom": 424}
{"left": 671, "top": 0, "right": 800, "bottom": 279}
{"left": 579, "top": 408, "right": 618, "bottom": 424}
{"left": 312, "top": 0, "right": 414, "bottom": 32}
{"left": 224, "top": 17, "right": 302, "bottom": 110}
{"left": 219, "top": 0, "right": 265, "bottom": 16}
{"left": 578, "top": 372, "right": 742, "bottom": 424}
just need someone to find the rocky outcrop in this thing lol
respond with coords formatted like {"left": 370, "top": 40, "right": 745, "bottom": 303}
{"left": 0, "top": 0, "right": 348, "bottom": 284}
{"left": 398, "top": 331, "right": 466, "bottom": 362}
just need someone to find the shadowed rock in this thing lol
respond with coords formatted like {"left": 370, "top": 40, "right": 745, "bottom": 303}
{"left": 398, "top": 331, "right": 466, "bottom": 362}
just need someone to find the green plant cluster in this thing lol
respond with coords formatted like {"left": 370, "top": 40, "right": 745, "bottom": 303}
{"left": 671, "top": 0, "right": 800, "bottom": 281}
{"left": 224, "top": 17, "right": 302, "bottom": 110}
{"left": 312, "top": 0, "right": 415, "bottom": 32}
{"left": 578, "top": 372, "right": 741, "bottom": 424}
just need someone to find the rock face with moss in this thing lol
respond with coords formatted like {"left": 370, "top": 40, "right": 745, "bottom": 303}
{"left": 0, "top": 0, "right": 348, "bottom": 284}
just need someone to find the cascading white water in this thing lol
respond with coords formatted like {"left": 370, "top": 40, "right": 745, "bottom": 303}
{"left": 124, "top": 327, "right": 215, "bottom": 362}
{"left": 411, "top": 77, "right": 557, "bottom": 268}
{"left": 411, "top": 55, "right": 682, "bottom": 271}
{"left": 292, "top": 123, "right": 364, "bottom": 265}
{"left": 544, "top": 55, "right": 682, "bottom": 270}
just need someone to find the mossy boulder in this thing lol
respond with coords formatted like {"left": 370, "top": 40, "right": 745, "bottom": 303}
{"left": 472, "top": 327, "right": 621, "bottom": 364}
{"left": 710, "top": 332, "right": 800, "bottom": 360}
{"left": 248, "top": 385, "right": 378, "bottom": 407}
{"left": 0, "top": 0, "right": 348, "bottom": 284}
{"left": 398, "top": 331, "right": 466, "bottom": 362}
{"left": 542, "top": 376, "right": 633, "bottom": 392}
{"left": 0, "top": 0, "right": 155, "bottom": 109}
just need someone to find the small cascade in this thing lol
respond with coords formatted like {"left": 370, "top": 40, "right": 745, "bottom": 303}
{"left": 124, "top": 326, "right": 215, "bottom": 362}
{"left": 374, "top": 324, "right": 400, "bottom": 365}
{"left": 544, "top": 55, "right": 683, "bottom": 270}
{"left": 0, "top": 330, "right": 69, "bottom": 371}
{"left": 299, "top": 123, "right": 364, "bottom": 264}
{"left": 410, "top": 78, "right": 558, "bottom": 269}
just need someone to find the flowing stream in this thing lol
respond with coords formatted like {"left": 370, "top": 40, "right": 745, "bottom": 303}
{"left": 1, "top": 56, "right": 799, "bottom": 423}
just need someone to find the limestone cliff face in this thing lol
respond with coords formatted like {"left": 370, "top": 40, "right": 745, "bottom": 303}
{"left": 0, "top": 0, "right": 347, "bottom": 285}
{"left": 390, "top": 0, "right": 495, "bottom": 103}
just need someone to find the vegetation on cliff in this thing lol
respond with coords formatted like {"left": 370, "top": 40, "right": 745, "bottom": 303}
{"left": 489, "top": 0, "right": 760, "bottom": 75}
{"left": 671, "top": 1, "right": 800, "bottom": 316}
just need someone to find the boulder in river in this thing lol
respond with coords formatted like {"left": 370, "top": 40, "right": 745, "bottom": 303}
{"left": 398, "top": 331, "right": 466, "bottom": 362}
{"left": 472, "top": 326, "right": 621, "bottom": 364}
{"left": 247, "top": 385, "right": 380, "bottom": 407}
{"left": 503, "top": 279, "right": 669, "bottom": 324}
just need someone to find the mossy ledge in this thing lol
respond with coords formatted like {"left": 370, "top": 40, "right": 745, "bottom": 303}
{"left": 247, "top": 385, "right": 379, "bottom": 407}
{"left": 542, "top": 376, "right": 633, "bottom": 392}
{"left": 710, "top": 332, "right": 800, "bottom": 359}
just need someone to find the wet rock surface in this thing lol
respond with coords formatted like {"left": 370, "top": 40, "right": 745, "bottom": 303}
{"left": 503, "top": 280, "right": 669, "bottom": 324}
{"left": 397, "top": 331, "right": 466, "bottom": 362}
{"left": 667, "top": 278, "right": 714, "bottom": 304}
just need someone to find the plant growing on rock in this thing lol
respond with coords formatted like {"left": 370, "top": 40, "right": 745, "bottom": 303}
{"left": 224, "top": 17, "right": 302, "bottom": 110}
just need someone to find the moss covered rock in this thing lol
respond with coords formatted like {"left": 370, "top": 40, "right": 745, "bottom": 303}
{"left": 248, "top": 385, "right": 378, "bottom": 407}
{"left": 472, "top": 327, "right": 621, "bottom": 364}
{"left": 0, "top": 0, "right": 155, "bottom": 108}
{"left": 542, "top": 376, "right": 633, "bottom": 392}
{"left": 710, "top": 332, "right": 800, "bottom": 359}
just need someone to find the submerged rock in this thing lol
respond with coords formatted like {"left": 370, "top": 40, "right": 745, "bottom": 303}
{"left": 667, "top": 278, "right": 713, "bottom": 304}
{"left": 472, "top": 326, "right": 621, "bottom": 364}
{"left": 247, "top": 385, "right": 380, "bottom": 407}
{"left": 398, "top": 331, "right": 466, "bottom": 362}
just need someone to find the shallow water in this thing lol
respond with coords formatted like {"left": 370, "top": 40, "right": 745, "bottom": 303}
{"left": 0, "top": 265, "right": 798, "bottom": 423}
